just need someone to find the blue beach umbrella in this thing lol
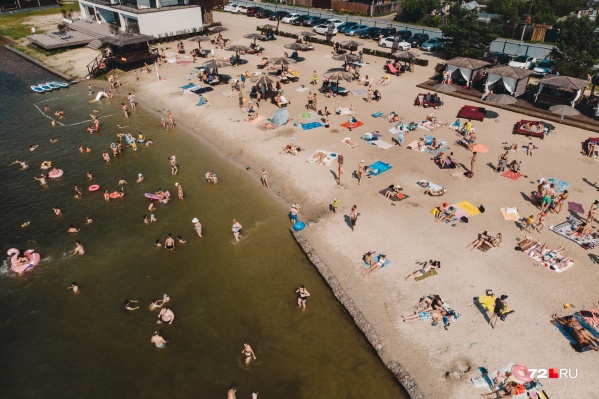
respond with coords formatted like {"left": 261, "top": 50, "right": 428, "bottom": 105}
{"left": 272, "top": 108, "right": 290, "bottom": 126}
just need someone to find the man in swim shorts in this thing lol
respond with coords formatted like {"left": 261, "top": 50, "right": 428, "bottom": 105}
{"left": 157, "top": 307, "right": 175, "bottom": 324}
{"left": 151, "top": 331, "right": 168, "bottom": 348}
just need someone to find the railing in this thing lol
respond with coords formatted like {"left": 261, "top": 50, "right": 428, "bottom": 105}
{"left": 80, "top": 0, "right": 201, "bottom": 13}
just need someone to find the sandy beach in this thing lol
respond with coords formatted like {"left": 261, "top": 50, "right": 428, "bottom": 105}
{"left": 23, "top": 10, "right": 599, "bottom": 398}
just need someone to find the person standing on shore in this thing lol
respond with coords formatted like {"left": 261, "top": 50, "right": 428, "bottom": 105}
{"left": 332, "top": 198, "right": 339, "bottom": 213}
{"left": 289, "top": 204, "right": 298, "bottom": 224}
{"left": 490, "top": 295, "right": 508, "bottom": 329}
{"left": 128, "top": 92, "right": 136, "bottom": 109}
{"left": 232, "top": 219, "right": 242, "bottom": 242}
{"left": 469, "top": 152, "right": 477, "bottom": 177}
{"left": 357, "top": 160, "right": 365, "bottom": 185}
{"left": 586, "top": 200, "right": 598, "bottom": 225}
{"left": 350, "top": 205, "right": 359, "bottom": 231}
{"left": 260, "top": 168, "right": 269, "bottom": 189}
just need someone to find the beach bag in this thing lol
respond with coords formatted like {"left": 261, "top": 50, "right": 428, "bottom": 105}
{"left": 460, "top": 216, "right": 469, "bottom": 223}
{"left": 479, "top": 205, "right": 485, "bottom": 213}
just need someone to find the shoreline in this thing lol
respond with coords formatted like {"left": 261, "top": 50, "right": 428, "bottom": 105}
{"left": 4, "top": 44, "right": 75, "bottom": 81}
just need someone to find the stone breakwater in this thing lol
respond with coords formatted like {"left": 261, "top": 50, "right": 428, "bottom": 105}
{"left": 291, "top": 228, "right": 425, "bottom": 399}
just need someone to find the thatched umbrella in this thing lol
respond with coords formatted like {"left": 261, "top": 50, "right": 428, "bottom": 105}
{"left": 189, "top": 35, "right": 211, "bottom": 50}
{"left": 210, "top": 26, "right": 228, "bottom": 33}
{"left": 202, "top": 59, "right": 231, "bottom": 74}
{"left": 258, "top": 24, "right": 278, "bottom": 32}
{"left": 332, "top": 53, "right": 360, "bottom": 63}
{"left": 225, "top": 44, "right": 250, "bottom": 63}
{"left": 324, "top": 70, "right": 353, "bottom": 94}
{"left": 244, "top": 33, "right": 267, "bottom": 45}
{"left": 251, "top": 74, "right": 276, "bottom": 85}
{"left": 298, "top": 31, "right": 316, "bottom": 42}
{"left": 284, "top": 42, "right": 310, "bottom": 51}
{"left": 393, "top": 51, "right": 417, "bottom": 61}
{"left": 269, "top": 57, "right": 297, "bottom": 67}
{"left": 339, "top": 40, "right": 363, "bottom": 54}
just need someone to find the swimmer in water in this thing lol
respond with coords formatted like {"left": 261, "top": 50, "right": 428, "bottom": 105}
{"left": 51, "top": 119, "right": 56, "bottom": 127}
{"left": 102, "top": 150, "right": 110, "bottom": 162}
{"left": 50, "top": 138, "right": 57, "bottom": 143}
{"left": 143, "top": 215, "right": 150, "bottom": 224}
{"left": 192, "top": 218, "right": 203, "bottom": 238}
{"left": 227, "top": 386, "right": 237, "bottom": 399}
{"left": 148, "top": 201, "right": 155, "bottom": 212}
{"left": 136, "top": 173, "right": 144, "bottom": 183}
{"left": 74, "top": 185, "right": 82, "bottom": 198}
{"left": 103, "top": 190, "right": 110, "bottom": 201}
{"left": 232, "top": 219, "right": 242, "bottom": 242}
{"left": 68, "top": 282, "right": 79, "bottom": 294}
{"left": 86, "top": 146, "right": 92, "bottom": 153}
{"left": 151, "top": 331, "right": 168, "bottom": 348}
{"left": 124, "top": 299, "right": 139, "bottom": 311}
{"left": 11, "top": 159, "right": 29, "bottom": 170}
{"left": 175, "top": 182, "right": 184, "bottom": 199}
{"left": 157, "top": 306, "right": 175, "bottom": 324}
{"left": 67, "top": 224, "right": 80, "bottom": 234}
{"left": 145, "top": 139, "right": 153, "bottom": 146}
{"left": 79, "top": 145, "right": 84, "bottom": 153}
{"left": 85, "top": 216, "right": 93, "bottom": 224}
{"left": 149, "top": 214, "right": 157, "bottom": 223}
{"left": 29, "top": 144, "right": 38, "bottom": 152}
{"left": 154, "top": 239, "right": 162, "bottom": 248}
{"left": 44, "top": 105, "right": 50, "bottom": 112}
{"left": 149, "top": 296, "right": 169, "bottom": 311}
{"left": 87, "top": 172, "right": 93, "bottom": 180}
{"left": 53, "top": 206, "right": 62, "bottom": 216}
{"left": 70, "top": 241, "right": 85, "bottom": 255}
{"left": 296, "top": 284, "right": 310, "bottom": 309}
{"left": 21, "top": 221, "right": 30, "bottom": 228}
{"left": 118, "top": 178, "right": 127, "bottom": 186}
{"left": 165, "top": 234, "right": 175, "bottom": 251}
{"left": 35, "top": 174, "right": 47, "bottom": 185}
{"left": 242, "top": 340, "right": 256, "bottom": 365}
{"left": 177, "top": 236, "right": 186, "bottom": 244}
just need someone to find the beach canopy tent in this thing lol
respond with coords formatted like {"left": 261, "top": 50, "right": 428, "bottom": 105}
{"left": 484, "top": 65, "right": 532, "bottom": 97}
{"left": 534, "top": 74, "right": 588, "bottom": 106}
{"left": 445, "top": 57, "right": 490, "bottom": 88}
{"left": 100, "top": 33, "right": 156, "bottom": 65}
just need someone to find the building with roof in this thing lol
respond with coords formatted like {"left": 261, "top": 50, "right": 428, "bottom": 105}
{"left": 534, "top": 74, "right": 589, "bottom": 106}
{"left": 485, "top": 65, "right": 533, "bottom": 97}
{"left": 445, "top": 57, "right": 490, "bottom": 88}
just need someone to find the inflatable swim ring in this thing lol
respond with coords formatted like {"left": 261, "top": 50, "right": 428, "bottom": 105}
{"left": 40, "top": 161, "right": 52, "bottom": 170}
{"left": 7, "top": 248, "right": 41, "bottom": 274}
{"left": 48, "top": 169, "right": 64, "bottom": 179}
{"left": 109, "top": 191, "right": 123, "bottom": 199}
{"left": 88, "top": 184, "right": 100, "bottom": 192}
{"left": 293, "top": 221, "right": 306, "bottom": 231}
{"left": 511, "top": 364, "right": 533, "bottom": 383}
{"left": 110, "top": 143, "right": 117, "bottom": 149}
{"left": 144, "top": 191, "right": 170, "bottom": 201}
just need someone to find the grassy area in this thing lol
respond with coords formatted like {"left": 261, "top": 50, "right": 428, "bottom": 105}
{"left": 0, "top": 2, "right": 79, "bottom": 40}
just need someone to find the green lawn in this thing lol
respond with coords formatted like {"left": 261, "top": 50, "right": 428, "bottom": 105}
{"left": 0, "top": 2, "right": 79, "bottom": 40}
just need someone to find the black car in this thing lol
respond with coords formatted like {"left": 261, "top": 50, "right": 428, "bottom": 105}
{"left": 269, "top": 11, "right": 289, "bottom": 20}
{"left": 483, "top": 51, "right": 511, "bottom": 65}
{"left": 359, "top": 27, "right": 382, "bottom": 39}
{"left": 256, "top": 9, "right": 274, "bottom": 19}
{"left": 246, "top": 6, "right": 263, "bottom": 16}
{"left": 292, "top": 15, "right": 312, "bottom": 26}
{"left": 406, "top": 33, "right": 429, "bottom": 47}
{"left": 396, "top": 30, "right": 412, "bottom": 40}
{"left": 378, "top": 27, "right": 396, "bottom": 37}
{"left": 303, "top": 16, "right": 326, "bottom": 27}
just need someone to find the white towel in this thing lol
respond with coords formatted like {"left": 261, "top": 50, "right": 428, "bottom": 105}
{"left": 506, "top": 207, "right": 518, "bottom": 214}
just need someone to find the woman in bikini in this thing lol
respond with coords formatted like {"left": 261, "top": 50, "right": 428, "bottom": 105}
{"left": 405, "top": 260, "right": 441, "bottom": 281}
{"left": 242, "top": 340, "right": 256, "bottom": 365}
{"left": 481, "top": 381, "right": 517, "bottom": 398}
{"left": 232, "top": 219, "right": 242, "bottom": 242}
{"left": 552, "top": 314, "right": 599, "bottom": 351}
{"left": 296, "top": 284, "right": 310, "bottom": 309}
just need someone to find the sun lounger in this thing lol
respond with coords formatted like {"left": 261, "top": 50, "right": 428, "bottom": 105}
{"left": 458, "top": 105, "right": 486, "bottom": 121}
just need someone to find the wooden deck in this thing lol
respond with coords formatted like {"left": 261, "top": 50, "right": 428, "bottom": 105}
{"left": 417, "top": 79, "right": 599, "bottom": 133}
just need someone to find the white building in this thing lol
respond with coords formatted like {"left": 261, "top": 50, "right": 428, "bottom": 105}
{"left": 78, "top": 0, "right": 203, "bottom": 37}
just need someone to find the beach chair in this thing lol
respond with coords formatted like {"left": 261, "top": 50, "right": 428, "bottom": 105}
{"left": 386, "top": 62, "right": 400, "bottom": 76}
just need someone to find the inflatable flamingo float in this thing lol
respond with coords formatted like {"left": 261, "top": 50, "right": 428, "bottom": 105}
{"left": 7, "top": 248, "right": 41, "bottom": 274}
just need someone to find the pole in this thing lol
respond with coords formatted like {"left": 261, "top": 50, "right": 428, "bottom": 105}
{"left": 155, "top": 60, "right": 160, "bottom": 81}
{"left": 337, "top": 154, "right": 344, "bottom": 185}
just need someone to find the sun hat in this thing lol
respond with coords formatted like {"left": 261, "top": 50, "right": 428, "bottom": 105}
{"left": 175, "top": 182, "right": 179, "bottom": 187}
{"left": 192, "top": 218, "right": 199, "bottom": 223}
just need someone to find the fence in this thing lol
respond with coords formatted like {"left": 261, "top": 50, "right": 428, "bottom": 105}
{"left": 330, "top": 0, "right": 401, "bottom": 16}
{"left": 489, "top": 39, "right": 554, "bottom": 60}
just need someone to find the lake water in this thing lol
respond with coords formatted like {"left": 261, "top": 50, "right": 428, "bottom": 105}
{"left": 0, "top": 47, "right": 408, "bottom": 398}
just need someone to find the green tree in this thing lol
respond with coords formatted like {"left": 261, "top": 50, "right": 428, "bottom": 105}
{"left": 441, "top": 6, "right": 502, "bottom": 59}
{"left": 398, "top": 0, "right": 441, "bottom": 23}
{"left": 551, "top": 16, "right": 599, "bottom": 78}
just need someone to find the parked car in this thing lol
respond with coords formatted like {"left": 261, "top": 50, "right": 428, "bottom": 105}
{"left": 378, "top": 36, "right": 410, "bottom": 50}
{"left": 345, "top": 24, "right": 369, "bottom": 36}
{"left": 224, "top": 3, "right": 238, "bottom": 12}
{"left": 358, "top": 27, "right": 382, "bottom": 39}
{"left": 378, "top": 27, "right": 397, "bottom": 38}
{"left": 509, "top": 55, "right": 536, "bottom": 69}
{"left": 325, "top": 18, "right": 344, "bottom": 28}
{"left": 337, "top": 22, "right": 358, "bottom": 33}
{"left": 532, "top": 59, "right": 556, "bottom": 76}
{"left": 246, "top": 6, "right": 264, "bottom": 16}
{"left": 313, "top": 24, "right": 338, "bottom": 35}
{"left": 421, "top": 37, "right": 444, "bottom": 51}
{"left": 303, "top": 16, "right": 326, "bottom": 27}
{"left": 255, "top": 9, "right": 273, "bottom": 18}
{"left": 292, "top": 15, "right": 312, "bottom": 26}
{"left": 483, "top": 51, "right": 510, "bottom": 65}
{"left": 269, "top": 11, "right": 289, "bottom": 20}
{"left": 406, "top": 33, "right": 429, "bottom": 47}
{"left": 396, "top": 30, "right": 412, "bottom": 40}
{"left": 232, "top": 5, "right": 247, "bottom": 14}
{"left": 282, "top": 13, "right": 301, "bottom": 23}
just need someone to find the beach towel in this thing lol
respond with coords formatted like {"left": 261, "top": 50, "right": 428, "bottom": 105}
{"left": 301, "top": 112, "right": 318, "bottom": 120}
{"left": 553, "top": 317, "right": 593, "bottom": 352}
{"left": 369, "top": 140, "right": 394, "bottom": 149}
{"left": 247, "top": 115, "right": 266, "bottom": 125}
{"left": 548, "top": 178, "right": 570, "bottom": 193}
{"left": 363, "top": 254, "right": 391, "bottom": 268}
{"left": 450, "top": 171, "right": 467, "bottom": 181}
{"left": 337, "top": 107, "right": 354, "bottom": 115}
{"left": 472, "top": 144, "right": 489, "bottom": 153}
{"left": 406, "top": 140, "right": 423, "bottom": 151}
{"left": 455, "top": 201, "right": 481, "bottom": 216}
{"left": 371, "top": 112, "right": 384, "bottom": 118}
{"left": 568, "top": 202, "right": 584, "bottom": 214}
{"left": 577, "top": 309, "right": 599, "bottom": 330}
{"left": 574, "top": 313, "right": 599, "bottom": 338}
{"left": 424, "top": 145, "right": 448, "bottom": 156}
{"left": 180, "top": 83, "right": 195, "bottom": 90}
{"left": 431, "top": 207, "right": 459, "bottom": 222}
{"left": 414, "top": 269, "right": 438, "bottom": 281}
{"left": 368, "top": 161, "right": 392, "bottom": 176}
{"left": 342, "top": 137, "right": 357, "bottom": 147}
{"left": 306, "top": 150, "right": 336, "bottom": 166}
{"left": 417, "top": 123, "right": 431, "bottom": 131}
{"left": 301, "top": 122, "right": 324, "bottom": 130}
{"left": 501, "top": 170, "right": 524, "bottom": 180}
{"left": 550, "top": 221, "right": 599, "bottom": 248}
{"left": 341, "top": 121, "right": 364, "bottom": 129}
{"left": 295, "top": 86, "right": 310, "bottom": 92}
{"left": 378, "top": 188, "right": 408, "bottom": 201}
{"left": 417, "top": 180, "right": 442, "bottom": 191}
{"left": 501, "top": 208, "right": 521, "bottom": 221}
{"left": 351, "top": 89, "right": 367, "bottom": 96}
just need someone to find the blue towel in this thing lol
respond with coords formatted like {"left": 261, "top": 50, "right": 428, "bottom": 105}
{"left": 372, "top": 112, "right": 384, "bottom": 118}
{"left": 301, "top": 122, "right": 324, "bottom": 130}
{"left": 574, "top": 313, "right": 599, "bottom": 338}
{"left": 180, "top": 83, "right": 195, "bottom": 89}
{"left": 363, "top": 254, "right": 391, "bottom": 268}
{"left": 424, "top": 145, "right": 448, "bottom": 156}
{"left": 548, "top": 178, "right": 570, "bottom": 193}
{"left": 554, "top": 319, "right": 592, "bottom": 352}
{"left": 368, "top": 161, "right": 392, "bottom": 176}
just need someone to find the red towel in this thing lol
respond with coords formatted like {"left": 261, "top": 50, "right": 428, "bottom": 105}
{"left": 341, "top": 121, "right": 364, "bottom": 129}
{"left": 500, "top": 170, "right": 523, "bottom": 181}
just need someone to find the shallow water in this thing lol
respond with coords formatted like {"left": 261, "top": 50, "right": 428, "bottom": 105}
{"left": 0, "top": 48, "right": 408, "bottom": 398}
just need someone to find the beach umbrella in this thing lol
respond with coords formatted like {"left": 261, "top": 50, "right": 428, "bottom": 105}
{"left": 487, "top": 93, "right": 518, "bottom": 122}
{"left": 210, "top": 26, "right": 228, "bottom": 33}
{"left": 332, "top": 53, "right": 360, "bottom": 63}
{"left": 189, "top": 35, "right": 211, "bottom": 50}
{"left": 284, "top": 42, "right": 310, "bottom": 51}
{"left": 393, "top": 51, "right": 417, "bottom": 61}
{"left": 251, "top": 74, "right": 275, "bottom": 85}
{"left": 243, "top": 33, "right": 267, "bottom": 45}
{"left": 324, "top": 70, "right": 353, "bottom": 94}
{"left": 298, "top": 31, "right": 316, "bottom": 39}
{"left": 272, "top": 108, "right": 290, "bottom": 126}
{"left": 339, "top": 40, "right": 363, "bottom": 54}
{"left": 258, "top": 24, "right": 278, "bottom": 32}
{"left": 269, "top": 57, "right": 297, "bottom": 66}
{"left": 549, "top": 104, "right": 580, "bottom": 121}
{"left": 430, "top": 82, "right": 457, "bottom": 104}
{"left": 225, "top": 45, "right": 250, "bottom": 53}
{"left": 202, "top": 58, "right": 231, "bottom": 74}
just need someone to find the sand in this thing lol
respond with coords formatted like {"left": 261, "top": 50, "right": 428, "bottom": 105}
{"left": 31, "top": 11, "right": 599, "bottom": 398}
